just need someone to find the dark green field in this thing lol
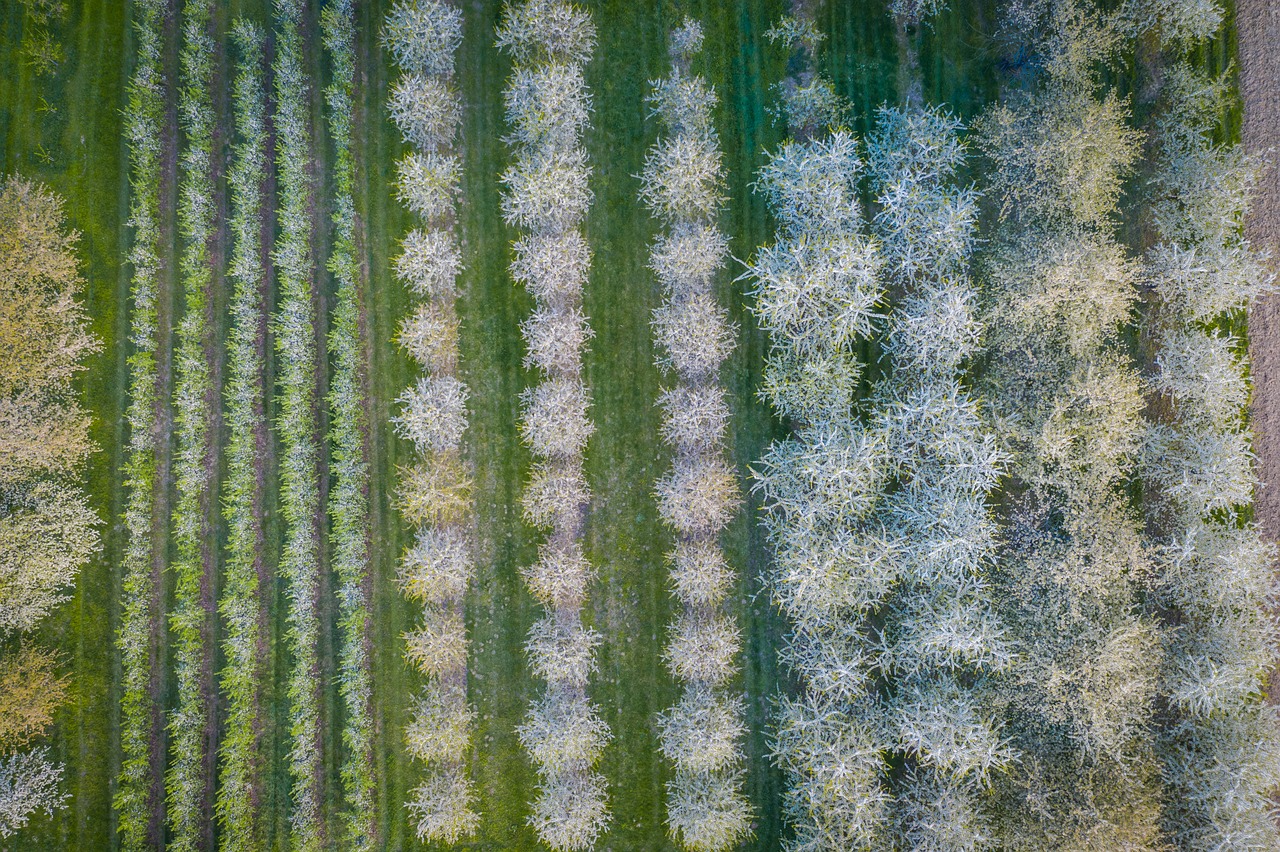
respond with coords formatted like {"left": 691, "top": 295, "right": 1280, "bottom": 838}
{"left": 0, "top": 0, "right": 1241, "bottom": 849}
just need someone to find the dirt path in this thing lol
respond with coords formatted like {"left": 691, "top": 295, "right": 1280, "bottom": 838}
{"left": 1239, "top": 1, "right": 1280, "bottom": 707}
{"left": 1241, "top": 5, "right": 1280, "bottom": 547}
{"left": 147, "top": 0, "right": 181, "bottom": 845}
{"left": 251, "top": 28, "right": 279, "bottom": 839}
{"left": 195, "top": 5, "right": 231, "bottom": 847}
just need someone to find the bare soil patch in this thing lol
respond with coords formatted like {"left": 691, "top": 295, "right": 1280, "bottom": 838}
{"left": 1242, "top": 3, "right": 1280, "bottom": 536}
{"left": 1239, "top": 1, "right": 1280, "bottom": 709}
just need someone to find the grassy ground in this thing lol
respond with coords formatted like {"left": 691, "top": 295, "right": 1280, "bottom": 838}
{"left": 0, "top": 1, "right": 129, "bottom": 848}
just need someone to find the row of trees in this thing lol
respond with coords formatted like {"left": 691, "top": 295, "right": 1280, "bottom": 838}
{"left": 322, "top": 2, "right": 380, "bottom": 847}
{"left": 117, "top": 0, "right": 173, "bottom": 846}
{"left": 272, "top": 0, "right": 328, "bottom": 847}
{"left": 640, "top": 19, "right": 752, "bottom": 852}
{"left": 168, "top": 0, "right": 223, "bottom": 846}
{"left": 865, "top": 104, "right": 1010, "bottom": 847}
{"left": 216, "top": 20, "right": 275, "bottom": 852}
{"left": 748, "top": 17, "right": 889, "bottom": 850}
{"left": 0, "top": 175, "right": 99, "bottom": 836}
{"left": 1142, "top": 65, "right": 1280, "bottom": 848}
{"left": 384, "top": 0, "right": 479, "bottom": 844}
{"left": 498, "top": 2, "right": 610, "bottom": 849}
{"left": 974, "top": 4, "right": 1168, "bottom": 843}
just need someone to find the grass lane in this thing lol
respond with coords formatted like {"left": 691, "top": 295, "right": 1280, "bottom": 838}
{"left": 0, "top": 1, "right": 129, "bottom": 848}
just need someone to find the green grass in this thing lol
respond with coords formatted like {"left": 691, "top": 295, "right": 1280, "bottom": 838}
{"left": 0, "top": 1, "right": 129, "bottom": 849}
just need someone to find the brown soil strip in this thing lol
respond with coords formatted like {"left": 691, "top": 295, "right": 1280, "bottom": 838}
{"left": 1239, "top": 0, "right": 1280, "bottom": 704}
{"left": 351, "top": 17, "right": 383, "bottom": 846}
{"left": 147, "top": 0, "right": 181, "bottom": 846}
{"left": 249, "top": 29, "right": 279, "bottom": 837}
{"left": 195, "top": 6, "right": 231, "bottom": 849}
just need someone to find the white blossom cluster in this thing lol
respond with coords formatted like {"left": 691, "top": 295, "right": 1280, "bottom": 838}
{"left": 1142, "top": 65, "right": 1280, "bottom": 851}
{"left": 383, "top": 0, "right": 479, "bottom": 844}
{"left": 0, "top": 748, "right": 66, "bottom": 838}
{"left": 498, "top": 3, "right": 610, "bottom": 848}
{"left": 642, "top": 19, "right": 752, "bottom": 852}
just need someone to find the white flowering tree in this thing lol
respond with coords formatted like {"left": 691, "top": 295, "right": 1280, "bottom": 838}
{"left": 384, "top": 0, "right": 480, "bottom": 844}
{"left": 498, "top": 1, "right": 610, "bottom": 848}
{"left": 641, "top": 20, "right": 752, "bottom": 850}
{"left": 0, "top": 749, "right": 67, "bottom": 838}
{"left": 1141, "top": 64, "right": 1280, "bottom": 850}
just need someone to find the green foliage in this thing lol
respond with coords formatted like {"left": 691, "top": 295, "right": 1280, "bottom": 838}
{"left": 216, "top": 20, "right": 272, "bottom": 852}
{"left": 115, "top": 0, "right": 169, "bottom": 845}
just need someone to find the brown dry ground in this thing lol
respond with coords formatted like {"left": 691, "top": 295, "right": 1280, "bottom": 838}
{"left": 1239, "top": 1, "right": 1280, "bottom": 705}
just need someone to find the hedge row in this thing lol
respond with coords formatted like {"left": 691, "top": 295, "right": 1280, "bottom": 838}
{"left": 498, "top": 2, "right": 610, "bottom": 849}
{"left": 116, "top": 0, "right": 171, "bottom": 846}
{"left": 641, "top": 20, "right": 751, "bottom": 852}
{"left": 167, "top": 0, "right": 222, "bottom": 846}
{"left": 321, "top": 2, "right": 380, "bottom": 848}
{"left": 217, "top": 21, "right": 273, "bottom": 852}
{"left": 384, "top": 0, "right": 479, "bottom": 844}
{"left": 271, "top": 0, "right": 327, "bottom": 847}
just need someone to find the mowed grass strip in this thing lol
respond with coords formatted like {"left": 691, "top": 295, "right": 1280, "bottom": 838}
{"left": 0, "top": 0, "right": 130, "bottom": 847}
